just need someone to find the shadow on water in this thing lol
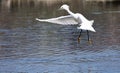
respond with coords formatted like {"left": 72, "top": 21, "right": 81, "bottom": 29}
{"left": 0, "top": 0, "right": 120, "bottom": 73}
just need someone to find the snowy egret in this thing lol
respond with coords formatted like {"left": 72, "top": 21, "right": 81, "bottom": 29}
{"left": 36, "top": 4, "right": 96, "bottom": 44}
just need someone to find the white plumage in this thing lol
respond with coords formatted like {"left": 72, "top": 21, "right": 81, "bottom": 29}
{"left": 36, "top": 4, "right": 96, "bottom": 32}
{"left": 36, "top": 15, "right": 78, "bottom": 25}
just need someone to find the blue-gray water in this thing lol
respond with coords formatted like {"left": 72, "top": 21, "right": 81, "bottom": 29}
{"left": 0, "top": 0, "right": 120, "bottom": 73}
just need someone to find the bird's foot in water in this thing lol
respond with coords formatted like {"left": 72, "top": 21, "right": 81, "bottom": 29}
{"left": 88, "top": 39, "right": 92, "bottom": 44}
{"left": 78, "top": 37, "right": 81, "bottom": 43}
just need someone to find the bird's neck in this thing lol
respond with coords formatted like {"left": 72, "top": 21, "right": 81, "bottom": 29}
{"left": 66, "top": 9, "right": 75, "bottom": 16}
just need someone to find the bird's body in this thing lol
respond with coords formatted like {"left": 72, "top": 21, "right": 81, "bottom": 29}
{"left": 70, "top": 13, "right": 95, "bottom": 32}
{"left": 59, "top": 4, "right": 96, "bottom": 32}
{"left": 36, "top": 4, "right": 96, "bottom": 43}
{"left": 36, "top": 4, "right": 96, "bottom": 32}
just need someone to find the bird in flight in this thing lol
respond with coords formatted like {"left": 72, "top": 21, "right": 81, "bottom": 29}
{"left": 36, "top": 4, "right": 96, "bottom": 44}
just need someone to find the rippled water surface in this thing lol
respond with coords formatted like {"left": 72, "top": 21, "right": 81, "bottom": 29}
{"left": 0, "top": 0, "right": 120, "bottom": 73}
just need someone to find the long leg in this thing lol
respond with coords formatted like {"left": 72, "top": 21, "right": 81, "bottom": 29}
{"left": 87, "top": 30, "right": 92, "bottom": 44}
{"left": 78, "top": 30, "right": 82, "bottom": 42}
{"left": 87, "top": 30, "right": 89, "bottom": 41}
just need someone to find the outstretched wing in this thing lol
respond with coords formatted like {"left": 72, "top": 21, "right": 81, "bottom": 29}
{"left": 36, "top": 15, "right": 78, "bottom": 25}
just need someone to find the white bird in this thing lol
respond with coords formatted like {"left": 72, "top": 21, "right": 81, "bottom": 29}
{"left": 36, "top": 4, "right": 96, "bottom": 43}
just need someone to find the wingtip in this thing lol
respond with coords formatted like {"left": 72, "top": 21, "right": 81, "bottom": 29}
{"left": 36, "top": 18, "right": 39, "bottom": 20}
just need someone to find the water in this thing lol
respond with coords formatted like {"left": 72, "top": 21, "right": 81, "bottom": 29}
{"left": 0, "top": 0, "right": 120, "bottom": 73}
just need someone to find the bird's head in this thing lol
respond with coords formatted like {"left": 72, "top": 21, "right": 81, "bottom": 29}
{"left": 59, "top": 4, "right": 69, "bottom": 11}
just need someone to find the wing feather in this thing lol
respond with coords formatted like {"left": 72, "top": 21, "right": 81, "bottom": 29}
{"left": 36, "top": 15, "right": 78, "bottom": 25}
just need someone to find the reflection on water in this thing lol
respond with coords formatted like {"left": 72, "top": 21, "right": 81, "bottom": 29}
{"left": 0, "top": 0, "right": 120, "bottom": 73}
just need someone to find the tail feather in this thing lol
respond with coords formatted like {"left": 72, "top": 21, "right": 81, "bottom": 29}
{"left": 89, "top": 26, "right": 96, "bottom": 32}
{"left": 90, "top": 20, "right": 96, "bottom": 32}
{"left": 90, "top": 20, "right": 94, "bottom": 26}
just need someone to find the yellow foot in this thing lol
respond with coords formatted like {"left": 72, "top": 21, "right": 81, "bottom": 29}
{"left": 78, "top": 37, "right": 81, "bottom": 43}
{"left": 88, "top": 39, "right": 92, "bottom": 44}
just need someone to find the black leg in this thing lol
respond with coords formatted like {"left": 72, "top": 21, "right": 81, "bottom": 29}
{"left": 79, "top": 30, "right": 82, "bottom": 38}
{"left": 87, "top": 30, "right": 89, "bottom": 41}
{"left": 87, "top": 30, "right": 92, "bottom": 44}
{"left": 78, "top": 30, "right": 82, "bottom": 42}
